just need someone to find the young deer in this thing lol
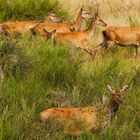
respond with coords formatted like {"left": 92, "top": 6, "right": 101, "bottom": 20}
{"left": 95, "top": 26, "right": 140, "bottom": 57}
{"left": 44, "top": 13, "right": 106, "bottom": 57}
{"left": 0, "top": 12, "right": 61, "bottom": 36}
{"left": 30, "top": 7, "right": 93, "bottom": 36}
{"left": 40, "top": 85, "right": 129, "bottom": 136}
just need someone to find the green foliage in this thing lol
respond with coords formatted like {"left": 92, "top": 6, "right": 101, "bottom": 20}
{"left": 0, "top": 0, "right": 139, "bottom": 140}
{"left": 0, "top": 37, "right": 139, "bottom": 139}
{"left": 0, "top": 38, "right": 32, "bottom": 78}
{"left": 0, "top": 0, "right": 68, "bottom": 22}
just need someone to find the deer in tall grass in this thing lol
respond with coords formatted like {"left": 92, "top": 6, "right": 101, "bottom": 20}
{"left": 40, "top": 85, "right": 129, "bottom": 136}
{"left": 30, "top": 7, "right": 93, "bottom": 36}
{"left": 0, "top": 11, "right": 61, "bottom": 36}
{"left": 95, "top": 26, "right": 140, "bottom": 58}
{"left": 43, "top": 12, "right": 107, "bottom": 58}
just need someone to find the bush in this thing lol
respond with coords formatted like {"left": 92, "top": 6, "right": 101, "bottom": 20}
{"left": 0, "top": 38, "right": 32, "bottom": 78}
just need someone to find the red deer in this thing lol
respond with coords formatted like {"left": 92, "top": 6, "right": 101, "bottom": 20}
{"left": 40, "top": 85, "right": 129, "bottom": 136}
{"left": 30, "top": 7, "right": 93, "bottom": 36}
{"left": 44, "top": 13, "right": 107, "bottom": 57}
{"left": 0, "top": 12, "right": 61, "bottom": 36}
{"left": 95, "top": 26, "right": 140, "bottom": 57}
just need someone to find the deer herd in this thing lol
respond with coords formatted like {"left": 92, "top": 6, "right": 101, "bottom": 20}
{"left": 1, "top": 6, "right": 140, "bottom": 58}
{"left": 0, "top": 5, "right": 135, "bottom": 136}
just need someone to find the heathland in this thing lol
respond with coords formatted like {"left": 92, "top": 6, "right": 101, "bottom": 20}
{"left": 0, "top": 0, "right": 140, "bottom": 140}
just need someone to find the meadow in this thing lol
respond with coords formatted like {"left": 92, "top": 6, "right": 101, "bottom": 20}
{"left": 0, "top": 0, "right": 140, "bottom": 140}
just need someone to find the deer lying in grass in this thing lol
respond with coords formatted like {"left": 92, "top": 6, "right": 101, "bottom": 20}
{"left": 40, "top": 85, "right": 129, "bottom": 136}
{"left": 95, "top": 26, "right": 140, "bottom": 58}
{"left": 44, "top": 13, "right": 106, "bottom": 57}
{"left": 0, "top": 11, "right": 61, "bottom": 36}
{"left": 30, "top": 7, "right": 93, "bottom": 36}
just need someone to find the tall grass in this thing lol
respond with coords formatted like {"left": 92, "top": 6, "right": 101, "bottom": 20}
{"left": 0, "top": 0, "right": 68, "bottom": 22}
{"left": 0, "top": 37, "right": 139, "bottom": 140}
{"left": 0, "top": 0, "right": 140, "bottom": 140}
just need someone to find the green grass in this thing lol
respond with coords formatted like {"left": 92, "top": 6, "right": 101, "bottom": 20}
{"left": 0, "top": 0, "right": 140, "bottom": 140}
{"left": 0, "top": 37, "right": 139, "bottom": 140}
{"left": 0, "top": 0, "right": 68, "bottom": 22}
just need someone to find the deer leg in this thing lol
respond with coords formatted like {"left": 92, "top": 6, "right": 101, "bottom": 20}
{"left": 106, "top": 41, "right": 114, "bottom": 49}
{"left": 134, "top": 45, "right": 138, "bottom": 60}
{"left": 83, "top": 48, "right": 97, "bottom": 60}
{"left": 29, "top": 31, "right": 33, "bottom": 41}
{"left": 90, "top": 39, "right": 107, "bottom": 59}
{"left": 104, "top": 41, "right": 115, "bottom": 56}
{"left": 95, "top": 38, "right": 107, "bottom": 50}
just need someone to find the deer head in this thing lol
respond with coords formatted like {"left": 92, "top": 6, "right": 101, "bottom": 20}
{"left": 93, "top": 4, "right": 107, "bottom": 27}
{"left": 95, "top": 15, "right": 107, "bottom": 26}
{"left": 44, "top": 11, "right": 62, "bottom": 23}
{"left": 43, "top": 29, "right": 56, "bottom": 40}
{"left": 107, "top": 85, "right": 129, "bottom": 104}
{"left": 80, "top": 6, "right": 93, "bottom": 19}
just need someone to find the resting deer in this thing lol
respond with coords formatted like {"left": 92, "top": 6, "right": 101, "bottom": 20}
{"left": 0, "top": 11, "right": 61, "bottom": 36}
{"left": 30, "top": 7, "right": 93, "bottom": 36}
{"left": 40, "top": 85, "right": 129, "bottom": 136}
{"left": 44, "top": 13, "right": 106, "bottom": 57}
{"left": 95, "top": 26, "right": 140, "bottom": 58}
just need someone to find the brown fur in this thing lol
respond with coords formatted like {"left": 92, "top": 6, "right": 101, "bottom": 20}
{"left": 40, "top": 85, "right": 129, "bottom": 136}
{"left": 0, "top": 12, "right": 61, "bottom": 36}
{"left": 0, "top": 21, "right": 38, "bottom": 36}
{"left": 98, "top": 26, "right": 140, "bottom": 56}
{"left": 30, "top": 7, "right": 93, "bottom": 36}
{"left": 40, "top": 107, "right": 97, "bottom": 136}
{"left": 50, "top": 14, "right": 106, "bottom": 57}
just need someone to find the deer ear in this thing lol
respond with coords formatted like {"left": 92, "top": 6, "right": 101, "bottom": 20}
{"left": 120, "top": 85, "right": 129, "bottom": 93}
{"left": 94, "top": 12, "right": 99, "bottom": 18}
{"left": 52, "top": 29, "right": 57, "bottom": 34}
{"left": 43, "top": 28, "right": 49, "bottom": 34}
{"left": 106, "top": 85, "right": 114, "bottom": 93}
{"left": 80, "top": 5, "right": 84, "bottom": 12}
{"left": 49, "top": 8, "right": 55, "bottom": 13}
{"left": 70, "top": 27, "right": 75, "bottom": 32}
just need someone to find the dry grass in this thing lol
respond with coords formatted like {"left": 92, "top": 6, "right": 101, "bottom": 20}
{"left": 59, "top": 0, "right": 140, "bottom": 49}
{"left": 61, "top": 0, "right": 140, "bottom": 25}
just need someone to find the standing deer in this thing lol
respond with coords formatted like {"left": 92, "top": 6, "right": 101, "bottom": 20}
{"left": 95, "top": 26, "right": 140, "bottom": 57}
{"left": 44, "top": 13, "right": 106, "bottom": 57}
{"left": 0, "top": 11, "right": 61, "bottom": 36}
{"left": 30, "top": 7, "right": 93, "bottom": 36}
{"left": 40, "top": 85, "right": 129, "bottom": 136}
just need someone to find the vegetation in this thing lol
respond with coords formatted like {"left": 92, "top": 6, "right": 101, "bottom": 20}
{"left": 0, "top": 0, "right": 140, "bottom": 140}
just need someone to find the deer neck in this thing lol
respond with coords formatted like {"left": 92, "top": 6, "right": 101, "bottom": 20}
{"left": 44, "top": 17, "right": 50, "bottom": 23}
{"left": 97, "top": 99, "right": 120, "bottom": 129}
{"left": 86, "top": 19, "right": 97, "bottom": 39}
{"left": 109, "top": 100, "right": 120, "bottom": 115}
{"left": 72, "top": 11, "right": 83, "bottom": 31}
